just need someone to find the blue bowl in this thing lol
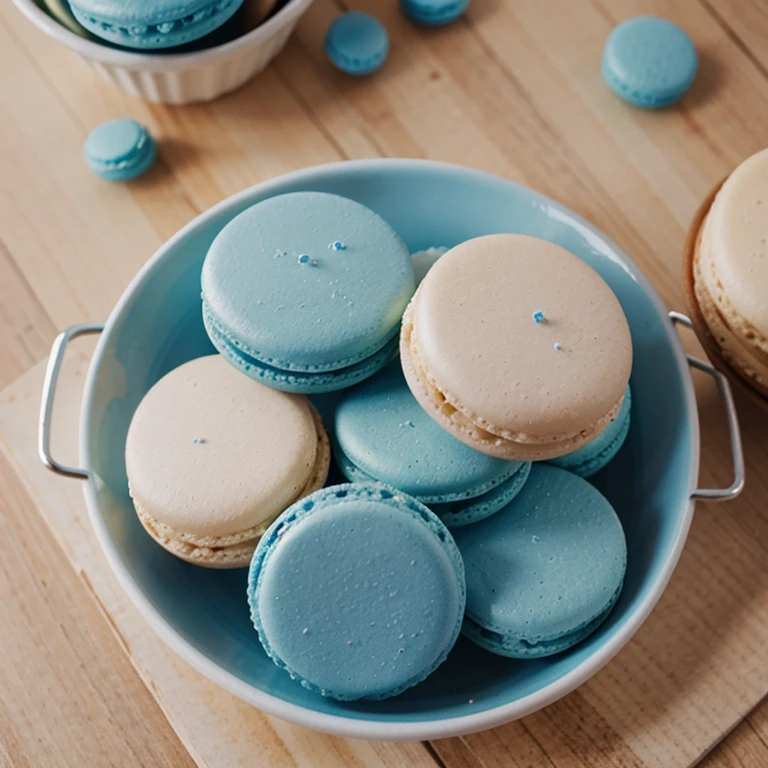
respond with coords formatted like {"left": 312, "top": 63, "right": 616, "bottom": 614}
{"left": 80, "top": 160, "right": 699, "bottom": 739}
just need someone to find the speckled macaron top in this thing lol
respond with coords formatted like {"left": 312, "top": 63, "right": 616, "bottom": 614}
{"left": 401, "top": 234, "right": 633, "bottom": 461}
{"left": 201, "top": 192, "right": 414, "bottom": 383}
{"left": 125, "top": 354, "right": 330, "bottom": 568}
{"left": 248, "top": 483, "right": 465, "bottom": 700}
{"left": 454, "top": 464, "right": 627, "bottom": 657}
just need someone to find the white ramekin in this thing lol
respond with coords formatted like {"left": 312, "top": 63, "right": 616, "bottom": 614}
{"left": 12, "top": 0, "right": 314, "bottom": 104}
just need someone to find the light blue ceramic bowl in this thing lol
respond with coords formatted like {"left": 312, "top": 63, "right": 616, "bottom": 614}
{"left": 69, "top": 160, "right": 730, "bottom": 739}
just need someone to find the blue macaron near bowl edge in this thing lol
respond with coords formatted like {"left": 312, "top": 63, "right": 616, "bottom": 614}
{"left": 247, "top": 483, "right": 466, "bottom": 701}
{"left": 334, "top": 363, "right": 531, "bottom": 527}
{"left": 453, "top": 464, "right": 627, "bottom": 658}
{"left": 70, "top": 0, "right": 245, "bottom": 49}
{"left": 548, "top": 386, "right": 632, "bottom": 477}
{"left": 84, "top": 119, "right": 157, "bottom": 182}
{"left": 602, "top": 16, "right": 697, "bottom": 108}
{"left": 201, "top": 191, "right": 415, "bottom": 393}
{"left": 400, "top": 0, "right": 468, "bottom": 26}
{"left": 325, "top": 12, "right": 389, "bottom": 76}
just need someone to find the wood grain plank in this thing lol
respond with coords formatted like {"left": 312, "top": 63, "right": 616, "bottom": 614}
{"left": 0, "top": 448, "right": 197, "bottom": 768}
{"left": 699, "top": 705, "right": 768, "bottom": 767}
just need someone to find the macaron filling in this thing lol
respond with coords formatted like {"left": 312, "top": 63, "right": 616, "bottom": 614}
{"left": 204, "top": 308, "right": 400, "bottom": 392}
{"left": 248, "top": 483, "right": 465, "bottom": 700}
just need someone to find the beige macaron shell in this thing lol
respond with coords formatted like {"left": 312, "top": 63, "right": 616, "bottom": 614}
{"left": 126, "top": 355, "right": 323, "bottom": 545}
{"left": 409, "top": 234, "right": 632, "bottom": 443}
{"left": 701, "top": 148, "right": 768, "bottom": 347}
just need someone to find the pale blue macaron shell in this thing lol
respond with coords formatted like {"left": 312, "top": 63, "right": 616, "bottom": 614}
{"left": 334, "top": 363, "right": 531, "bottom": 526}
{"left": 70, "top": 0, "right": 244, "bottom": 49}
{"left": 84, "top": 119, "right": 157, "bottom": 182}
{"left": 602, "top": 16, "right": 697, "bottom": 108}
{"left": 548, "top": 386, "right": 632, "bottom": 477}
{"left": 454, "top": 464, "right": 627, "bottom": 658}
{"left": 248, "top": 483, "right": 466, "bottom": 701}
{"left": 325, "top": 12, "right": 389, "bottom": 76}
{"left": 201, "top": 192, "right": 415, "bottom": 393}
{"left": 400, "top": 0, "right": 469, "bottom": 26}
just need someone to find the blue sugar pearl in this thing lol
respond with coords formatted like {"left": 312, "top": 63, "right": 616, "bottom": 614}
{"left": 298, "top": 254, "right": 311, "bottom": 264}
{"left": 602, "top": 16, "right": 698, "bottom": 108}
{"left": 554, "top": 342, "right": 562, "bottom": 351}
{"left": 532, "top": 310, "right": 546, "bottom": 324}
{"left": 330, "top": 241, "right": 346, "bottom": 251}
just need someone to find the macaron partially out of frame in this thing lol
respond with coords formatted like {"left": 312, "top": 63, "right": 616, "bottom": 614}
{"left": 125, "top": 355, "right": 330, "bottom": 568}
{"left": 548, "top": 385, "right": 632, "bottom": 478}
{"left": 454, "top": 464, "right": 627, "bottom": 658}
{"left": 400, "top": 234, "right": 633, "bottom": 461}
{"left": 70, "top": 0, "right": 245, "bottom": 49}
{"left": 202, "top": 192, "right": 415, "bottom": 393}
{"left": 84, "top": 119, "right": 157, "bottom": 182}
{"left": 334, "top": 363, "right": 531, "bottom": 528}
{"left": 400, "top": 0, "right": 469, "bottom": 26}
{"left": 248, "top": 483, "right": 466, "bottom": 700}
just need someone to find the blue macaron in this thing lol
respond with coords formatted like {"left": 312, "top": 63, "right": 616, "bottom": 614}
{"left": 454, "top": 464, "right": 626, "bottom": 658}
{"left": 201, "top": 192, "right": 415, "bottom": 394}
{"left": 84, "top": 119, "right": 157, "bottom": 182}
{"left": 325, "top": 12, "right": 389, "bottom": 76}
{"left": 602, "top": 16, "right": 697, "bottom": 108}
{"left": 400, "top": 0, "right": 468, "bottom": 26}
{"left": 548, "top": 386, "right": 631, "bottom": 477}
{"left": 69, "top": 0, "right": 245, "bottom": 49}
{"left": 247, "top": 483, "right": 466, "bottom": 701}
{"left": 334, "top": 363, "right": 531, "bottom": 527}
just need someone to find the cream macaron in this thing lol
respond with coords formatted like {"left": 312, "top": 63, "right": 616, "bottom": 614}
{"left": 693, "top": 148, "right": 768, "bottom": 392}
{"left": 125, "top": 355, "right": 330, "bottom": 568}
{"left": 400, "top": 234, "right": 633, "bottom": 461}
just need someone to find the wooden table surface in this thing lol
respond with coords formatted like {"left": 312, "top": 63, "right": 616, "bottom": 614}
{"left": 2, "top": 0, "right": 768, "bottom": 765}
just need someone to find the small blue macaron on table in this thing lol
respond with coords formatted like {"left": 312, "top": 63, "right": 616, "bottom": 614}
{"left": 400, "top": 0, "right": 469, "bottom": 26}
{"left": 549, "top": 386, "right": 632, "bottom": 477}
{"left": 334, "top": 363, "right": 531, "bottom": 527}
{"left": 69, "top": 0, "right": 245, "bottom": 49}
{"left": 453, "top": 464, "right": 627, "bottom": 658}
{"left": 602, "top": 16, "right": 698, "bottom": 108}
{"left": 201, "top": 191, "right": 415, "bottom": 393}
{"left": 84, "top": 118, "right": 157, "bottom": 182}
{"left": 325, "top": 12, "right": 389, "bottom": 76}
{"left": 247, "top": 483, "right": 466, "bottom": 701}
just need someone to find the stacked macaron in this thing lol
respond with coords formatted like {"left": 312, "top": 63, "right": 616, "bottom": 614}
{"left": 125, "top": 192, "right": 634, "bottom": 700}
{"left": 691, "top": 148, "right": 768, "bottom": 396}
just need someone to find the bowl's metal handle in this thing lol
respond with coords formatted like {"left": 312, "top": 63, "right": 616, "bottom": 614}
{"left": 39, "top": 323, "right": 104, "bottom": 480}
{"left": 669, "top": 312, "right": 745, "bottom": 502}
